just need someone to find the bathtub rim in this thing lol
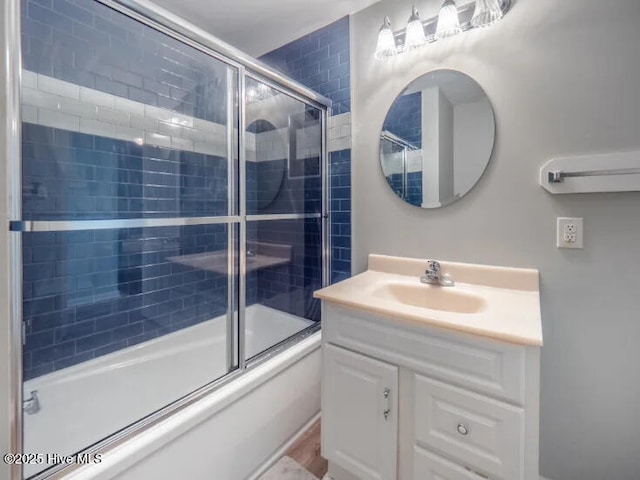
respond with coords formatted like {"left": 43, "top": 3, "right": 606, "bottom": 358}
{"left": 32, "top": 327, "right": 321, "bottom": 480}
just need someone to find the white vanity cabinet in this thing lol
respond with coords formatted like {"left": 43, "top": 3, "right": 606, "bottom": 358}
{"left": 322, "top": 344, "right": 398, "bottom": 480}
{"left": 321, "top": 303, "right": 541, "bottom": 480}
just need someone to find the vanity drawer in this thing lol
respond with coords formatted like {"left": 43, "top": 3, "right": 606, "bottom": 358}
{"left": 414, "top": 446, "right": 491, "bottom": 480}
{"left": 413, "top": 374, "right": 524, "bottom": 480}
{"left": 323, "top": 303, "right": 526, "bottom": 404}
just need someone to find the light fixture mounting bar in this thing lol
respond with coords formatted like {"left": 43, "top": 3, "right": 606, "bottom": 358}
{"left": 392, "top": 0, "right": 511, "bottom": 52}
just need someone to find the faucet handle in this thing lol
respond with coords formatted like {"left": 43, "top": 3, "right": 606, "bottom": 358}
{"left": 427, "top": 259, "right": 440, "bottom": 273}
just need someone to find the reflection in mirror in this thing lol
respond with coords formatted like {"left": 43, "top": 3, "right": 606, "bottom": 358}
{"left": 245, "top": 78, "right": 322, "bottom": 215}
{"left": 380, "top": 70, "right": 495, "bottom": 208}
{"left": 246, "top": 119, "right": 286, "bottom": 210}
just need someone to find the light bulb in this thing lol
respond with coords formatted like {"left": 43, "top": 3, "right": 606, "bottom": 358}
{"left": 435, "top": 0, "right": 462, "bottom": 40}
{"left": 375, "top": 17, "right": 397, "bottom": 59}
{"left": 404, "top": 6, "right": 426, "bottom": 50}
{"left": 471, "top": 0, "right": 504, "bottom": 27}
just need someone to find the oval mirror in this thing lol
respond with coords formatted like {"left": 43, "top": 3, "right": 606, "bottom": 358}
{"left": 246, "top": 119, "right": 287, "bottom": 211}
{"left": 379, "top": 70, "right": 495, "bottom": 208}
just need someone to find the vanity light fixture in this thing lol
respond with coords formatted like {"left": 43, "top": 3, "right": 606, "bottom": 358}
{"left": 435, "top": 0, "right": 462, "bottom": 39}
{"left": 374, "top": 0, "right": 511, "bottom": 60}
{"left": 375, "top": 16, "right": 398, "bottom": 59}
{"left": 471, "top": 0, "right": 504, "bottom": 27}
{"left": 405, "top": 6, "right": 427, "bottom": 50}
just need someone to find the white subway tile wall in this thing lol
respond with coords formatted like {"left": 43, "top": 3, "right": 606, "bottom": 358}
{"left": 22, "top": 70, "right": 352, "bottom": 157}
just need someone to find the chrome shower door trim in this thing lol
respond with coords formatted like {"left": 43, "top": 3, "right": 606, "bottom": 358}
{"left": 321, "top": 106, "right": 331, "bottom": 289}
{"left": 245, "top": 213, "right": 323, "bottom": 222}
{"left": 3, "top": 0, "right": 23, "bottom": 479}
{"left": 10, "top": 216, "right": 243, "bottom": 233}
{"left": 238, "top": 66, "right": 248, "bottom": 372}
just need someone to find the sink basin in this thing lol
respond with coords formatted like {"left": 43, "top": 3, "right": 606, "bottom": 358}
{"left": 314, "top": 254, "right": 543, "bottom": 346}
{"left": 372, "top": 281, "right": 487, "bottom": 314}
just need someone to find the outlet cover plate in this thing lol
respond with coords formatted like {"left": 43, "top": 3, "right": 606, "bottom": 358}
{"left": 557, "top": 217, "right": 583, "bottom": 249}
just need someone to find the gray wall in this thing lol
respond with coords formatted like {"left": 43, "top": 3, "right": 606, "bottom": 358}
{"left": 350, "top": 1, "right": 640, "bottom": 479}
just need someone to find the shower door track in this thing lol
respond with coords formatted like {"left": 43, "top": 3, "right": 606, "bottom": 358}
{"left": 4, "top": 0, "right": 332, "bottom": 478}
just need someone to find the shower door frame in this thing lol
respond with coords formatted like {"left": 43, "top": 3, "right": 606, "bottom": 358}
{"left": 2, "top": 0, "right": 332, "bottom": 478}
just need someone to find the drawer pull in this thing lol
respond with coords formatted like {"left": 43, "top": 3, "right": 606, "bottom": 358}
{"left": 456, "top": 423, "right": 469, "bottom": 435}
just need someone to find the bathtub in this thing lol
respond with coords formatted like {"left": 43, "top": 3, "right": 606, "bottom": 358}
{"left": 23, "top": 304, "right": 314, "bottom": 478}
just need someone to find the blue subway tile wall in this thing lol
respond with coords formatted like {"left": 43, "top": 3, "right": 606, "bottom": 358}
{"left": 246, "top": 105, "right": 323, "bottom": 216}
{"left": 406, "top": 172, "right": 423, "bottom": 207}
{"left": 260, "top": 17, "right": 352, "bottom": 282}
{"left": 246, "top": 160, "right": 322, "bottom": 216}
{"left": 20, "top": 0, "right": 235, "bottom": 379}
{"left": 259, "top": 17, "right": 351, "bottom": 115}
{"left": 330, "top": 149, "right": 351, "bottom": 283}
{"left": 20, "top": 0, "right": 330, "bottom": 380}
{"left": 387, "top": 173, "right": 404, "bottom": 199}
{"left": 22, "top": 124, "right": 228, "bottom": 220}
{"left": 383, "top": 91, "right": 422, "bottom": 149}
{"left": 21, "top": 0, "right": 230, "bottom": 123}
{"left": 247, "top": 218, "right": 323, "bottom": 326}
{"left": 385, "top": 172, "right": 422, "bottom": 207}
{"left": 23, "top": 222, "right": 229, "bottom": 380}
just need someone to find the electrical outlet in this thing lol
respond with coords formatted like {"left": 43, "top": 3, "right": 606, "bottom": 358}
{"left": 557, "top": 217, "right": 583, "bottom": 249}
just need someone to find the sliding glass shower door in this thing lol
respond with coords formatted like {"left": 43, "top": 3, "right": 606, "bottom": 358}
{"left": 244, "top": 77, "right": 324, "bottom": 361}
{"left": 19, "top": 0, "right": 240, "bottom": 477}
{"left": 16, "top": 1, "right": 326, "bottom": 478}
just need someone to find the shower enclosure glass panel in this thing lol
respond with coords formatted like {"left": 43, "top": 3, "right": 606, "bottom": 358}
{"left": 22, "top": 225, "right": 233, "bottom": 478}
{"left": 16, "top": 1, "right": 326, "bottom": 478}
{"left": 20, "top": 0, "right": 239, "bottom": 477}
{"left": 245, "top": 218, "right": 322, "bottom": 360}
{"left": 245, "top": 78, "right": 322, "bottom": 216}
{"left": 244, "top": 78, "right": 323, "bottom": 361}
{"left": 380, "top": 136, "right": 408, "bottom": 199}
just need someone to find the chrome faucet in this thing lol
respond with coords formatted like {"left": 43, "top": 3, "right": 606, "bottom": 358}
{"left": 24, "top": 390, "right": 40, "bottom": 415}
{"left": 420, "top": 260, "right": 455, "bottom": 287}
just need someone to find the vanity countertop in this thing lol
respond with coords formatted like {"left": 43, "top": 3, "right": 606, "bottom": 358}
{"left": 314, "top": 254, "right": 543, "bottom": 346}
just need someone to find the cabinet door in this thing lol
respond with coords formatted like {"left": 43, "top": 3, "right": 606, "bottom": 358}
{"left": 322, "top": 344, "right": 398, "bottom": 480}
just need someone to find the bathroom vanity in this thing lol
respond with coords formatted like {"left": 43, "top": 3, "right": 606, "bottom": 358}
{"left": 314, "top": 254, "right": 543, "bottom": 480}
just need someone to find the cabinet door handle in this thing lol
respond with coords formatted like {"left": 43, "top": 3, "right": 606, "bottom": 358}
{"left": 457, "top": 423, "right": 469, "bottom": 435}
{"left": 383, "top": 387, "right": 391, "bottom": 421}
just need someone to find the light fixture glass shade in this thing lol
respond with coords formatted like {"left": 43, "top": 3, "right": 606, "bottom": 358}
{"left": 404, "top": 6, "right": 427, "bottom": 50}
{"left": 375, "top": 17, "right": 397, "bottom": 59}
{"left": 435, "top": 0, "right": 462, "bottom": 40}
{"left": 471, "top": 0, "right": 504, "bottom": 27}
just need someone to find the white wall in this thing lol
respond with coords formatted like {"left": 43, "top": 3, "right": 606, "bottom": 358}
{"left": 453, "top": 97, "right": 494, "bottom": 196}
{"left": 350, "top": 1, "right": 640, "bottom": 479}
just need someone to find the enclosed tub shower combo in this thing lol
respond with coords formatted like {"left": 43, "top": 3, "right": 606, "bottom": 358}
{"left": 4, "top": 0, "right": 331, "bottom": 478}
